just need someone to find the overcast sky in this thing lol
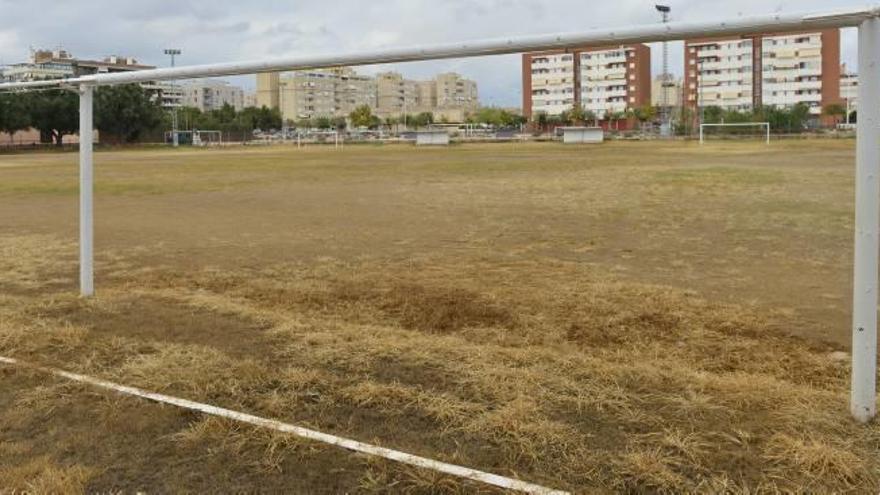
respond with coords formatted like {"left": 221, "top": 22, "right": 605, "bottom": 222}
{"left": 0, "top": 0, "right": 862, "bottom": 107}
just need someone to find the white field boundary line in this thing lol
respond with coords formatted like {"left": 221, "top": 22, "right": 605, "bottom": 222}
{"left": 0, "top": 356, "right": 569, "bottom": 495}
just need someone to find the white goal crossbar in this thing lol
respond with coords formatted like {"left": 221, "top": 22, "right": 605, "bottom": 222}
{"left": 700, "top": 123, "right": 771, "bottom": 145}
{"left": 0, "top": 6, "right": 878, "bottom": 424}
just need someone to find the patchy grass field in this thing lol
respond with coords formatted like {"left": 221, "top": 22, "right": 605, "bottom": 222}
{"left": 1, "top": 141, "right": 878, "bottom": 493}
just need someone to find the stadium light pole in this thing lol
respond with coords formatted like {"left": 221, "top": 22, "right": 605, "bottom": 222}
{"left": 164, "top": 49, "right": 182, "bottom": 147}
{"left": 852, "top": 15, "right": 880, "bottom": 424}
{"left": 656, "top": 5, "right": 671, "bottom": 137}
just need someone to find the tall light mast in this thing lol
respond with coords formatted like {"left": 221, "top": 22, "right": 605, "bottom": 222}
{"left": 656, "top": 5, "right": 672, "bottom": 137}
{"left": 164, "top": 49, "right": 182, "bottom": 147}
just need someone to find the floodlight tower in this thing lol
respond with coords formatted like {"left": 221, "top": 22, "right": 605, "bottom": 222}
{"left": 656, "top": 5, "right": 671, "bottom": 137}
{"left": 164, "top": 49, "right": 182, "bottom": 147}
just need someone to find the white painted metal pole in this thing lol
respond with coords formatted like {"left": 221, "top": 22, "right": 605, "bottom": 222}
{"left": 852, "top": 17, "right": 880, "bottom": 424}
{"left": 766, "top": 123, "right": 771, "bottom": 145}
{"left": 699, "top": 124, "right": 704, "bottom": 145}
{"left": 78, "top": 86, "right": 95, "bottom": 297}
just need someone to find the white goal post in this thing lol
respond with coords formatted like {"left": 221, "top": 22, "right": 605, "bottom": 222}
{"left": 700, "top": 122, "right": 771, "bottom": 145}
{"left": 192, "top": 130, "right": 223, "bottom": 147}
{"left": 1, "top": 6, "right": 879, "bottom": 425}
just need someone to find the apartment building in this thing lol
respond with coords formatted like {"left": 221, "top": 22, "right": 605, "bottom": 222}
{"left": 146, "top": 82, "right": 184, "bottom": 109}
{"left": 376, "top": 71, "right": 419, "bottom": 117}
{"left": 274, "top": 68, "right": 376, "bottom": 121}
{"left": 181, "top": 80, "right": 246, "bottom": 112}
{"left": 256, "top": 72, "right": 280, "bottom": 110}
{"left": 433, "top": 72, "right": 479, "bottom": 110}
{"left": 1, "top": 48, "right": 189, "bottom": 110}
{"left": 523, "top": 52, "right": 576, "bottom": 117}
{"left": 0, "top": 49, "right": 156, "bottom": 83}
{"left": 256, "top": 68, "right": 479, "bottom": 122}
{"left": 522, "top": 45, "right": 651, "bottom": 120}
{"left": 335, "top": 69, "right": 378, "bottom": 116}
{"left": 684, "top": 29, "right": 841, "bottom": 117}
{"left": 280, "top": 70, "right": 339, "bottom": 119}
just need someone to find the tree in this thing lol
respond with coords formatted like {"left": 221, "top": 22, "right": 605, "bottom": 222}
{"left": 583, "top": 110, "right": 598, "bottom": 127}
{"left": 762, "top": 103, "right": 811, "bottom": 133}
{"left": 823, "top": 103, "right": 847, "bottom": 124}
{"left": 607, "top": 111, "right": 627, "bottom": 130}
{"left": 315, "top": 117, "right": 333, "bottom": 130}
{"left": 95, "top": 84, "right": 164, "bottom": 143}
{"left": 568, "top": 104, "right": 586, "bottom": 125}
{"left": 332, "top": 117, "right": 347, "bottom": 131}
{"left": 471, "top": 107, "right": 526, "bottom": 127}
{"left": 238, "top": 106, "right": 282, "bottom": 131}
{"left": 410, "top": 112, "right": 434, "bottom": 128}
{"left": 632, "top": 105, "right": 657, "bottom": 124}
{"left": 349, "top": 105, "right": 374, "bottom": 128}
{"left": 702, "top": 106, "right": 724, "bottom": 124}
{"left": 0, "top": 93, "right": 31, "bottom": 142}
{"left": 213, "top": 103, "right": 237, "bottom": 125}
{"left": 24, "top": 89, "right": 79, "bottom": 146}
{"left": 535, "top": 112, "right": 548, "bottom": 131}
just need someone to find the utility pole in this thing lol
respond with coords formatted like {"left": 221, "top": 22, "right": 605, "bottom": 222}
{"left": 656, "top": 5, "right": 672, "bottom": 137}
{"left": 164, "top": 49, "right": 182, "bottom": 147}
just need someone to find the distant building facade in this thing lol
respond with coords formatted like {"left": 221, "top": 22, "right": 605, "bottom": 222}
{"left": 684, "top": 30, "right": 842, "bottom": 118}
{"left": 522, "top": 45, "right": 652, "bottom": 120}
{"left": 181, "top": 80, "right": 246, "bottom": 111}
{"left": 1, "top": 48, "right": 183, "bottom": 110}
{"left": 256, "top": 68, "right": 479, "bottom": 122}
{"left": 0, "top": 48, "right": 156, "bottom": 81}
{"left": 652, "top": 76, "right": 683, "bottom": 109}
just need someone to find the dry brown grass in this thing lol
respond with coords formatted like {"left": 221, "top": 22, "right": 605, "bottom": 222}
{"left": 1, "top": 142, "right": 879, "bottom": 493}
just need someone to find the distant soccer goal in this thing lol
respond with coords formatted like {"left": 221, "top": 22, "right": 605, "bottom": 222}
{"left": 700, "top": 123, "right": 771, "bottom": 145}
{"left": 193, "top": 130, "right": 223, "bottom": 147}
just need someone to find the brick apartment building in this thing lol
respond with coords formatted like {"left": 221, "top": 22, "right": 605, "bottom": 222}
{"left": 522, "top": 45, "right": 651, "bottom": 122}
{"left": 684, "top": 29, "right": 841, "bottom": 120}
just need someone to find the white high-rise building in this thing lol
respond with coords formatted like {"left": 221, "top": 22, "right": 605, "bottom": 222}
{"left": 523, "top": 45, "right": 651, "bottom": 121}
{"left": 527, "top": 53, "right": 576, "bottom": 117}
{"left": 684, "top": 29, "right": 841, "bottom": 120}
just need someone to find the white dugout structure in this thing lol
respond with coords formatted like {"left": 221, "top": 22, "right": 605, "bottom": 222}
{"left": 1, "top": 7, "right": 880, "bottom": 425}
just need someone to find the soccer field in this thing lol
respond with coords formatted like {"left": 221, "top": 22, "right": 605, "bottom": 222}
{"left": 1, "top": 141, "right": 877, "bottom": 492}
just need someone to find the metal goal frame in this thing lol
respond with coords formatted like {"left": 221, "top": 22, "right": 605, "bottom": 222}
{"left": 1, "top": 6, "right": 879, "bottom": 423}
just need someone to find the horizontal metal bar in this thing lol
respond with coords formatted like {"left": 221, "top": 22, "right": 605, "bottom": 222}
{"left": 0, "top": 6, "right": 877, "bottom": 91}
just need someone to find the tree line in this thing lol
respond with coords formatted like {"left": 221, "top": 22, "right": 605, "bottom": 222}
{"left": 1, "top": 84, "right": 531, "bottom": 145}
{"left": 687, "top": 103, "right": 824, "bottom": 134}
{"left": 528, "top": 101, "right": 847, "bottom": 135}
{"left": 344, "top": 105, "right": 528, "bottom": 130}
{"left": 0, "top": 84, "right": 283, "bottom": 145}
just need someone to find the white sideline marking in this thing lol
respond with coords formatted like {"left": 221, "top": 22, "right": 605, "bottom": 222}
{"left": 0, "top": 356, "right": 569, "bottom": 495}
